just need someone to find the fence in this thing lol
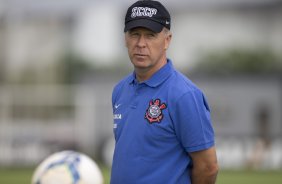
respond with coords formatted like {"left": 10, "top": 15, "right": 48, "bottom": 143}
{"left": 0, "top": 82, "right": 282, "bottom": 169}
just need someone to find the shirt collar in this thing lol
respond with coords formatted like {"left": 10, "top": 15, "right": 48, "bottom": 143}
{"left": 129, "top": 59, "right": 174, "bottom": 87}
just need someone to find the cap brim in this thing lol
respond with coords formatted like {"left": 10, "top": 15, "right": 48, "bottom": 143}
{"left": 124, "top": 19, "right": 163, "bottom": 33}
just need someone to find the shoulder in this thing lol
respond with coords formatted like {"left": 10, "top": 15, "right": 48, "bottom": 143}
{"left": 167, "top": 70, "right": 210, "bottom": 112}
{"left": 168, "top": 70, "right": 202, "bottom": 98}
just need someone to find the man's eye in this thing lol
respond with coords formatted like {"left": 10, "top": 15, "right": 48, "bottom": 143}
{"left": 147, "top": 33, "right": 156, "bottom": 38}
{"left": 130, "top": 32, "right": 139, "bottom": 36}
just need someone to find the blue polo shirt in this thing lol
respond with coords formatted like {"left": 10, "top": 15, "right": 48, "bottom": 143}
{"left": 111, "top": 59, "right": 215, "bottom": 184}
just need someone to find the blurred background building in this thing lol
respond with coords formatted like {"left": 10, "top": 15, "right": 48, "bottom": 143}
{"left": 0, "top": 0, "right": 282, "bottom": 170}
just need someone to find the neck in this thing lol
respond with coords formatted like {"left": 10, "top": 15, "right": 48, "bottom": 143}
{"left": 135, "top": 71, "right": 151, "bottom": 82}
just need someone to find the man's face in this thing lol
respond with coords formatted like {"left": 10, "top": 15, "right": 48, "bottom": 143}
{"left": 125, "top": 27, "right": 171, "bottom": 72}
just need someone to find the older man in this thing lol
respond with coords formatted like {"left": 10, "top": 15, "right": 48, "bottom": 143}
{"left": 111, "top": 1, "right": 219, "bottom": 183}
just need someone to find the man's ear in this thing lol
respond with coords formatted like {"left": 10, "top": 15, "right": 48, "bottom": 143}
{"left": 165, "top": 33, "right": 172, "bottom": 50}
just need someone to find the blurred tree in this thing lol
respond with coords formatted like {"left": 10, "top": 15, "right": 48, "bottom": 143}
{"left": 58, "top": 52, "right": 93, "bottom": 84}
{"left": 194, "top": 48, "right": 282, "bottom": 76}
{"left": 57, "top": 52, "right": 131, "bottom": 84}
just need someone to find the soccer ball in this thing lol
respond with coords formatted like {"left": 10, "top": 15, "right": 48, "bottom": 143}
{"left": 32, "top": 150, "right": 104, "bottom": 184}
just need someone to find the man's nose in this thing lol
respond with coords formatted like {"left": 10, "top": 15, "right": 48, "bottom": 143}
{"left": 137, "top": 35, "right": 146, "bottom": 48}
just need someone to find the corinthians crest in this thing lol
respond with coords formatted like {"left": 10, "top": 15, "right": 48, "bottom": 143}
{"left": 145, "top": 99, "right": 167, "bottom": 123}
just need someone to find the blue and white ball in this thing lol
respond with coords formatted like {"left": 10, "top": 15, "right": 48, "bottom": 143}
{"left": 32, "top": 150, "right": 104, "bottom": 184}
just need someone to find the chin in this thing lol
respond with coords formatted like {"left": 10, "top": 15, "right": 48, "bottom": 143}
{"left": 131, "top": 59, "right": 149, "bottom": 68}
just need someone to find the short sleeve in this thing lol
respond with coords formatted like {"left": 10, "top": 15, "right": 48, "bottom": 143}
{"left": 171, "top": 89, "right": 215, "bottom": 153}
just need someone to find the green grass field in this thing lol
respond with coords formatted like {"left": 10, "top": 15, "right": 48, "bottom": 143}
{"left": 0, "top": 167, "right": 282, "bottom": 184}
{"left": 0, "top": 165, "right": 111, "bottom": 184}
{"left": 216, "top": 170, "right": 282, "bottom": 184}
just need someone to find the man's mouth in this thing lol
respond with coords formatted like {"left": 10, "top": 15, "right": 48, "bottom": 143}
{"left": 134, "top": 54, "right": 147, "bottom": 57}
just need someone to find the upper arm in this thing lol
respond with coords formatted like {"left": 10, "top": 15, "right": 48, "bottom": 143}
{"left": 171, "top": 89, "right": 215, "bottom": 152}
{"left": 189, "top": 146, "right": 219, "bottom": 173}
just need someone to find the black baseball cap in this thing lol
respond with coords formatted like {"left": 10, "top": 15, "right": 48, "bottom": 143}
{"left": 124, "top": 0, "right": 171, "bottom": 33}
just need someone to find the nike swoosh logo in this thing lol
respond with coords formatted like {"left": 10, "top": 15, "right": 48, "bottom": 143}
{"left": 114, "top": 104, "right": 121, "bottom": 109}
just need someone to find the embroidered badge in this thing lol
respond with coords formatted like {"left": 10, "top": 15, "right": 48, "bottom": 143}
{"left": 145, "top": 99, "right": 167, "bottom": 123}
